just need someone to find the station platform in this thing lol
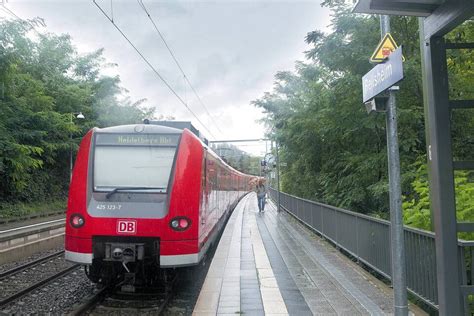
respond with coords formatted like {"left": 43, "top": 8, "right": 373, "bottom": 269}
{"left": 0, "top": 213, "right": 64, "bottom": 231}
{"left": 193, "top": 193, "right": 425, "bottom": 315}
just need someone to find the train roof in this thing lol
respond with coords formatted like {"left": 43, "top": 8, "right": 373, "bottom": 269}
{"left": 144, "top": 120, "right": 208, "bottom": 145}
{"left": 95, "top": 124, "right": 183, "bottom": 134}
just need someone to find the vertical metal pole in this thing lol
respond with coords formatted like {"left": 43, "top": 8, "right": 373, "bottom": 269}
{"left": 380, "top": 15, "right": 408, "bottom": 316}
{"left": 418, "top": 18, "right": 435, "bottom": 232}
{"left": 420, "top": 24, "right": 462, "bottom": 314}
{"left": 276, "top": 141, "right": 281, "bottom": 213}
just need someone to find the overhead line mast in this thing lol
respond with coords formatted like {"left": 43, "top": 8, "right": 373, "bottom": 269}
{"left": 92, "top": 0, "right": 216, "bottom": 140}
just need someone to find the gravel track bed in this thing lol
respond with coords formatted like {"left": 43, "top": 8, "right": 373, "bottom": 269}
{"left": 0, "top": 247, "right": 64, "bottom": 274}
{"left": 0, "top": 254, "right": 76, "bottom": 301}
{"left": 82, "top": 265, "right": 208, "bottom": 316}
{"left": 77, "top": 239, "right": 218, "bottom": 316}
{"left": 1, "top": 267, "right": 96, "bottom": 315}
{"left": 89, "top": 293, "right": 168, "bottom": 315}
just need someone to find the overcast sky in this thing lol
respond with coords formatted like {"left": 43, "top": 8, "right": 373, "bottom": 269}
{"left": 2, "top": 0, "right": 332, "bottom": 155}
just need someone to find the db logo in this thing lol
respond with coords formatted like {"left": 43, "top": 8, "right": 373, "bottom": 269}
{"left": 117, "top": 220, "right": 136, "bottom": 234}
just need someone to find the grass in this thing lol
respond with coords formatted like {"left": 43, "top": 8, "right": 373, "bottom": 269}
{"left": 0, "top": 199, "right": 66, "bottom": 220}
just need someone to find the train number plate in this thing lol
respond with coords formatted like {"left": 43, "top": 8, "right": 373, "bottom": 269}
{"left": 117, "top": 220, "right": 137, "bottom": 234}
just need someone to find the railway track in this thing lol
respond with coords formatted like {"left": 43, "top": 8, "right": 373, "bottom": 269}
{"left": 0, "top": 251, "right": 81, "bottom": 308}
{"left": 70, "top": 276, "right": 178, "bottom": 315}
{"left": 0, "top": 250, "right": 65, "bottom": 279}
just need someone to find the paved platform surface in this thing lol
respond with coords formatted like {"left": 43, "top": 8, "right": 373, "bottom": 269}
{"left": 194, "top": 192, "right": 426, "bottom": 315}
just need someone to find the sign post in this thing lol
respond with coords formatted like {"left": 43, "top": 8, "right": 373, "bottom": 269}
{"left": 361, "top": 16, "right": 408, "bottom": 316}
{"left": 381, "top": 16, "right": 408, "bottom": 316}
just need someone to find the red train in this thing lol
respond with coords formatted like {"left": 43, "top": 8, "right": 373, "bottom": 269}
{"left": 65, "top": 121, "right": 252, "bottom": 288}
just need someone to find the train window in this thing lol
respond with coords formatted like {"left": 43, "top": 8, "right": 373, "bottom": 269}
{"left": 94, "top": 145, "right": 176, "bottom": 193}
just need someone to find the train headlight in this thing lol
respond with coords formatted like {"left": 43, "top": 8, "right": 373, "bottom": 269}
{"left": 170, "top": 217, "right": 191, "bottom": 231}
{"left": 171, "top": 219, "right": 179, "bottom": 229}
{"left": 70, "top": 214, "right": 85, "bottom": 228}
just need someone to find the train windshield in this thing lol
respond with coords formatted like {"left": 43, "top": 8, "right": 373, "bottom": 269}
{"left": 93, "top": 133, "right": 179, "bottom": 193}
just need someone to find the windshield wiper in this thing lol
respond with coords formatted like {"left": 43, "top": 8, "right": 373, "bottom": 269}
{"left": 105, "top": 187, "right": 166, "bottom": 199}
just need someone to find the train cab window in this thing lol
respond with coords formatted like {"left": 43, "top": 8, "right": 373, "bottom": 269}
{"left": 93, "top": 133, "right": 179, "bottom": 194}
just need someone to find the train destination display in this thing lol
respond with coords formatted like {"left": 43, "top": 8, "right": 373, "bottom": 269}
{"left": 96, "top": 133, "right": 181, "bottom": 146}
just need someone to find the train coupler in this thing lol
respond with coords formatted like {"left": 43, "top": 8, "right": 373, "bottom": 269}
{"left": 121, "top": 272, "right": 136, "bottom": 292}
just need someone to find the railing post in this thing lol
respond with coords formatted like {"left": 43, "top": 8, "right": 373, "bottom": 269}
{"left": 471, "top": 247, "right": 474, "bottom": 286}
{"left": 321, "top": 205, "right": 325, "bottom": 239}
{"left": 356, "top": 215, "right": 360, "bottom": 263}
{"left": 335, "top": 208, "right": 339, "bottom": 248}
{"left": 459, "top": 245, "right": 468, "bottom": 314}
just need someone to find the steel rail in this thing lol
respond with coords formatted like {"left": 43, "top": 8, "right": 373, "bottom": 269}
{"left": 72, "top": 274, "right": 178, "bottom": 315}
{"left": 0, "top": 264, "right": 81, "bottom": 307}
{"left": 68, "top": 286, "right": 109, "bottom": 316}
{"left": 0, "top": 250, "right": 65, "bottom": 280}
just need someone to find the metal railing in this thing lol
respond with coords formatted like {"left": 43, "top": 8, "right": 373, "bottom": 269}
{"left": 269, "top": 188, "right": 474, "bottom": 311}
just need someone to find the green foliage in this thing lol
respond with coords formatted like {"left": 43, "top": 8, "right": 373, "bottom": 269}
{"left": 454, "top": 172, "right": 474, "bottom": 240}
{"left": 446, "top": 23, "right": 474, "bottom": 162}
{"left": 402, "top": 159, "right": 431, "bottom": 231}
{"left": 0, "top": 18, "right": 155, "bottom": 212}
{"left": 254, "top": 4, "right": 426, "bottom": 214}
{"left": 0, "top": 199, "right": 65, "bottom": 219}
{"left": 211, "top": 143, "right": 261, "bottom": 175}
{"left": 254, "top": 3, "right": 473, "bottom": 228}
{"left": 402, "top": 23, "right": 474, "bottom": 233}
{"left": 403, "top": 160, "right": 474, "bottom": 239}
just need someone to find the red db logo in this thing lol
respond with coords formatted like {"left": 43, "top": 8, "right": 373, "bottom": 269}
{"left": 117, "top": 220, "right": 136, "bottom": 234}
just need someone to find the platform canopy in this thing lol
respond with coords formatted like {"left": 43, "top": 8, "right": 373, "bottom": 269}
{"left": 353, "top": 0, "right": 474, "bottom": 38}
{"left": 353, "top": 0, "right": 444, "bottom": 16}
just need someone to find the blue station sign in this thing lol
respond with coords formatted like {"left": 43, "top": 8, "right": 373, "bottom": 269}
{"left": 362, "top": 46, "right": 404, "bottom": 103}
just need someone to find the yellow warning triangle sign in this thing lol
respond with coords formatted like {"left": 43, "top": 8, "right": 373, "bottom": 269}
{"left": 370, "top": 33, "right": 405, "bottom": 63}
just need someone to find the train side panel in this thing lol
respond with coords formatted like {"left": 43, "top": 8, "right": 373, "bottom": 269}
{"left": 161, "top": 129, "right": 203, "bottom": 266}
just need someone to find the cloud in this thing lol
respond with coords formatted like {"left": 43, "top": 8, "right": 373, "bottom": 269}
{"left": 7, "top": 0, "right": 331, "bottom": 154}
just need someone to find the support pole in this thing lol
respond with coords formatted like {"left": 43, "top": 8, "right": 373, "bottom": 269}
{"left": 380, "top": 15, "right": 408, "bottom": 316}
{"left": 420, "top": 23, "right": 462, "bottom": 315}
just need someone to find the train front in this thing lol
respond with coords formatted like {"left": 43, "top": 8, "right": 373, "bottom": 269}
{"left": 65, "top": 124, "right": 203, "bottom": 289}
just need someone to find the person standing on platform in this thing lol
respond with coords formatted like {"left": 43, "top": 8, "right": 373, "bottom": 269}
{"left": 255, "top": 178, "right": 267, "bottom": 212}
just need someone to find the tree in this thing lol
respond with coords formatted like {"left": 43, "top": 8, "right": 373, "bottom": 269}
{"left": 254, "top": 4, "right": 473, "bottom": 228}
{"left": 253, "top": 4, "right": 426, "bottom": 215}
{"left": 0, "top": 18, "right": 155, "bottom": 207}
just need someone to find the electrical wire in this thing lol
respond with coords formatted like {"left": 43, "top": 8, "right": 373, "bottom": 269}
{"left": 0, "top": 4, "right": 42, "bottom": 36}
{"left": 93, "top": 0, "right": 216, "bottom": 139}
{"left": 136, "top": 0, "right": 224, "bottom": 135}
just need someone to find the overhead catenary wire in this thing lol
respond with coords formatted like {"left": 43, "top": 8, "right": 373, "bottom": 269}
{"left": 0, "top": 3, "right": 43, "bottom": 37}
{"left": 93, "top": 0, "right": 216, "bottom": 139}
{"left": 136, "top": 0, "right": 224, "bottom": 135}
